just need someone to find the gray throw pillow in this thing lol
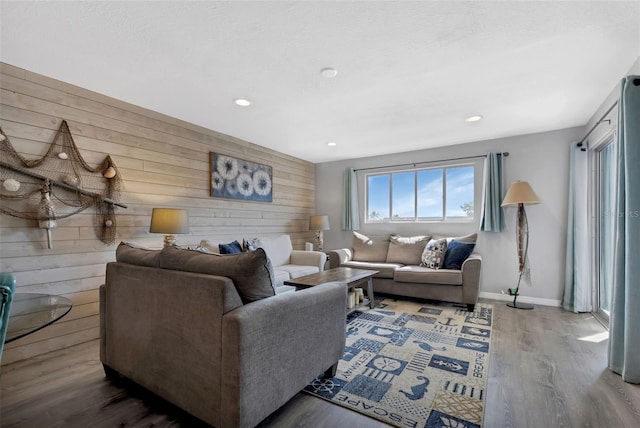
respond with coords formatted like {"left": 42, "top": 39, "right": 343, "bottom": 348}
{"left": 386, "top": 235, "right": 431, "bottom": 265}
{"left": 159, "top": 246, "right": 276, "bottom": 303}
{"left": 420, "top": 238, "right": 448, "bottom": 269}
{"left": 115, "top": 242, "right": 161, "bottom": 267}
{"left": 352, "top": 231, "right": 390, "bottom": 262}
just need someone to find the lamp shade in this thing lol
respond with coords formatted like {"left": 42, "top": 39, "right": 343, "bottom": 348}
{"left": 149, "top": 208, "right": 190, "bottom": 234}
{"left": 501, "top": 181, "right": 541, "bottom": 206}
{"left": 309, "top": 215, "right": 330, "bottom": 230}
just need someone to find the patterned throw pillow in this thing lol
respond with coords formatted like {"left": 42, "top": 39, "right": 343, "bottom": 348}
{"left": 243, "top": 237, "right": 262, "bottom": 251}
{"left": 420, "top": 238, "right": 448, "bottom": 269}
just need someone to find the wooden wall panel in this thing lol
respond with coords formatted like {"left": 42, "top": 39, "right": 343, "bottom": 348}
{"left": 0, "top": 62, "right": 317, "bottom": 365}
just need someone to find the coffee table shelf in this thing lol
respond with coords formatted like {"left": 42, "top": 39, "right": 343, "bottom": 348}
{"left": 348, "top": 297, "right": 371, "bottom": 315}
{"left": 284, "top": 267, "right": 379, "bottom": 312}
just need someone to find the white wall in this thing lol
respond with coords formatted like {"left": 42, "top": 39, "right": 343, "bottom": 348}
{"left": 315, "top": 126, "right": 583, "bottom": 305}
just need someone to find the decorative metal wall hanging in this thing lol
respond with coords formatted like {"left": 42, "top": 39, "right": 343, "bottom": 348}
{"left": 210, "top": 152, "right": 273, "bottom": 202}
{"left": 0, "top": 120, "right": 127, "bottom": 248}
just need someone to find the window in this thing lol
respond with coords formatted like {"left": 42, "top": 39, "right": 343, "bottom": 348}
{"left": 366, "top": 165, "right": 474, "bottom": 223}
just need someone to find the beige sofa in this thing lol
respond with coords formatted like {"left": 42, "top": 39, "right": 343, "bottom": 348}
{"left": 328, "top": 232, "right": 481, "bottom": 311}
{"left": 101, "top": 243, "right": 346, "bottom": 428}
{"left": 199, "top": 234, "right": 327, "bottom": 294}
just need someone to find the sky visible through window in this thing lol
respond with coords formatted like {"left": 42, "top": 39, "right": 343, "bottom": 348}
{"left": 367, "top": 165, "right": 474, "bottom": 221}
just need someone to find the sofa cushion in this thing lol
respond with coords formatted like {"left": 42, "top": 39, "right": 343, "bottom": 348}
{"left": 254, "top": 235, "right": 292, "bottom": 267}
{"left": 420, "top": 238, "right": 448, "bottom": 269}
{"left": 394, "top": 265, "right": 463, "bottom": 285}
{"left": 386, "top": 235, "right": 430, "bottom": 265}
{"left": 277, "top": 264, "right": 320, "bottom": 279}
{"left": 341, "top": 260, "right": 402, "bottom": 279}
{"left": 159, "top": 246, "right": 276, "bottom": 303}
{"left": 443, "top": 240, "right": 476, "bottom": 270}
{"left": 219, "top": 240, "right": 243, "bottom": 254}
{"left": 433, "top": 232, "right": 478, "bottom": 245}
{"left": 272, "top": 268, "right": 291, "bottom": 287}
{"left": 116, "top": 242, "right": 160, "bottom": 267}
{"left": 352, "top": 231, "right": 390, "bottom": 262}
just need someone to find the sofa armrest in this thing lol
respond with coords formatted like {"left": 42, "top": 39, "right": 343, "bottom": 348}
{"left": 290, "top": 250, "right": 327, "bottom": 271}
{"left": 328, "top": 248, "right": 353, "bottom": 268}
{"left": 461, "top": 253, "right": 482, "bottom": 305}
{"left": 101, "top": 263, "right": 243, "bottom": 427}
{"left": 221, "top": 282, "right": 347, "bottom": 428}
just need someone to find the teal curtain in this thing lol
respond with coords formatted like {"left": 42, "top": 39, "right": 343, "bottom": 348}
{"left": 480, "top": 152, "right": 505, "bottom": 232}
{"left": 342, "top": 168, "right": 360, "bottom": 230}
{"left": 608, "top": 76, "right": 640, "bottom": 384}
{"left": 1, "top": 273, "right": 17, "bottom": 362}
{"left": 563, "top": 142, "right": 591, "bottom": 312}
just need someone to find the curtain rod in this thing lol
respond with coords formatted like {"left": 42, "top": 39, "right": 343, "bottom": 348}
{"left": 353, "top": 152, "right": 509, "bottom": 173}
{"left": 579, "top": 101, "right": 618, "bottom": 145}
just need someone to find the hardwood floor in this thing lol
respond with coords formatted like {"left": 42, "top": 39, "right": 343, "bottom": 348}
{"left": 1, "top": 298, "right": 639, "bottom": 427}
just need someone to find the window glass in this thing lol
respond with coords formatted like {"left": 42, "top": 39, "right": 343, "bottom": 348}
{"left": 445, "top": 166, "right": 475, "bottom": 219}
{"left": 391, "top": 171, "right": 415, "bottom": 220}
{"left": 365, "top": 164, "right": 475, "bottom": 223}
{"left": 367, "top": 174, "right": 390, "bottom": 221}
{"left": 417, "top": 169, "right": 443, "bottom": 220}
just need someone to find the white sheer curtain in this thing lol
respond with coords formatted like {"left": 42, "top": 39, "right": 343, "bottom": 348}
{"left": 563, "top": 142, "right": 591, "bottom": 312}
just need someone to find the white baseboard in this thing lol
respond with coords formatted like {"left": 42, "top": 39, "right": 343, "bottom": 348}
{"left": 479, "top": 291, "right": 562, "bottom": 307}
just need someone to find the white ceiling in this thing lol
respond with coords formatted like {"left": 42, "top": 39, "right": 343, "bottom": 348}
{"left": 1, "top": 1, "right": 639, "bottom": 164}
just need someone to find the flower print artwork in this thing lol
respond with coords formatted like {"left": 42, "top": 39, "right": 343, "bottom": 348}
{"left": 210, "top": 153, "right": 273, "bottom": 202}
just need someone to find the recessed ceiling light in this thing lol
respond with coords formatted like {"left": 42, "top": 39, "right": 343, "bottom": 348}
{"left": 327, "top": 141, "right": 337, "bottom": 147}
{"left": 320, "top": 68, "right": 338, "bottom": 78}
{"left": 465, "top": 115, "right": 483, "bottom": 122}
{"left": 234, "top": 98, "right": 251, "bottom": 107}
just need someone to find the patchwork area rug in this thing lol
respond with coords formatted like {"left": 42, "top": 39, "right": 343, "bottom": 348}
{"left": 304, "top": 298, "right": 493, "bottom": 428}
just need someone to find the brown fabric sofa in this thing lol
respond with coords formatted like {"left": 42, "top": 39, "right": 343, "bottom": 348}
{"left": 100, "top": 243, "right": 347, "bottom": 428}
{"left": 328, "top": 232, "right": 482, "bottom": 311}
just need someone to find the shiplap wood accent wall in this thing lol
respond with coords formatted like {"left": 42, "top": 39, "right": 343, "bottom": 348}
{"left": 0, "top": 62, "right": 317, "bottom": 365}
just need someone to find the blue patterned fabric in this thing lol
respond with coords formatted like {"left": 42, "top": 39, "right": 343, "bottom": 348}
{"left": 219, "top": 240, "right": 243, "bottom": 254}
{"left": 443, "top": 240, "right": 476, "bottom": 270}
{"left": 304, "top": 298, "right": 493, "bottom": 427}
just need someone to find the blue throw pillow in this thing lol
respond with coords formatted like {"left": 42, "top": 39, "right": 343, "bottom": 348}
{"left": 443, "top": 240, "right": 475, "bottom": 270}
{"left": 219, "top": 240, "right": 243, "bottom": 254}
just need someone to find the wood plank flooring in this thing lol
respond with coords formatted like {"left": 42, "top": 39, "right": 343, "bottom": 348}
{"left": 1, "top": 298, "right": 640, "bottom": 427}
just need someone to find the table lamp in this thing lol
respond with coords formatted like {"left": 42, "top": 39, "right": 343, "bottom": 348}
{"left": 309, "top": 215, "right": 330, "bottom": 251}
{"left": 501, "top": 181, "right": 540, "bottom": 309}
{"left": 149, "top": 208, "right": 190, "bottom": 247}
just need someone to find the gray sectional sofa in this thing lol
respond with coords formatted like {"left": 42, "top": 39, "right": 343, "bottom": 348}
{"left": 328, "top": 232, "right": 482, "bottom": 311}
{"left": 100, "top": 242, "right": 346, "bottom": 428}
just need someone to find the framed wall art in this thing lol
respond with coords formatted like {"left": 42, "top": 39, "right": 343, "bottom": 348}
{"left": 210, "top": 153, "right": 273, "bottom": 202}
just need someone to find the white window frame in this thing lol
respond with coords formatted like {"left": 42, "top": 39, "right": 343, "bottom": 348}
{"left": 364, "top": 163, "right": 476, "bottom": 224}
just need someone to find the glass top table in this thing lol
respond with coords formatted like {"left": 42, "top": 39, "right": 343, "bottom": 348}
{"left": 5, "top": 293, "right": 73, "bottom": 343}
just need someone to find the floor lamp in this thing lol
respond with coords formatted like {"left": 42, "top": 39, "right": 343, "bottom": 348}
{"left": 501, "top": 181, "right": 540, "bottom": 309}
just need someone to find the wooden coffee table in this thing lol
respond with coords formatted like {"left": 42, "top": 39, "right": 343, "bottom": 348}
{"left": 284, "top": 267, "right": 379, "bottom": 313}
